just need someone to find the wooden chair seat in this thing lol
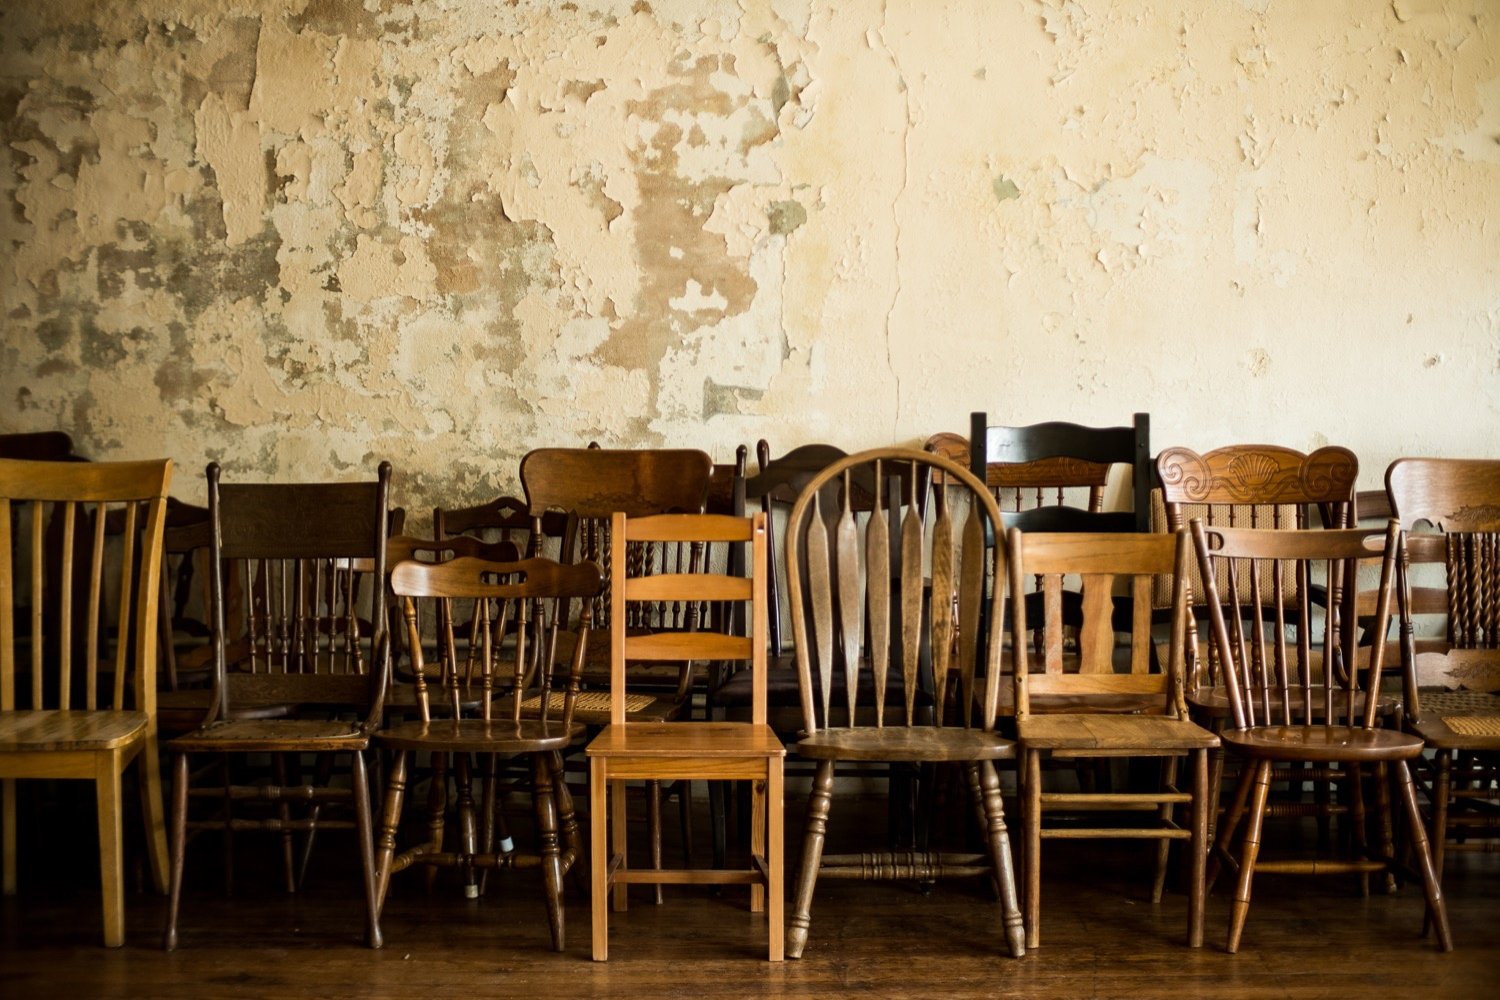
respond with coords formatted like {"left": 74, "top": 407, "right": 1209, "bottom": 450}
{"left": 1018, "top": 714, "right": 1219, "bottom": 754}
{"left": 1223, "top": 724, "right": 1426, "bottom": 762}
{"left": 170, "top": 718, "right": 369, "bottom": 752}
{"left": 793, "top": 726, "right": 1014, "bottom": 763}
{"left": 0, "top": 710, "right": 148, "bottom": 751}
{"left": 1408, "top": 704, "right": 1500, "bottom": 751}
{"left": 154, "top": 689, "right": 295, "bottom": 733}
{"left": 378, "top": 718, "right": 583, "bottom": 754}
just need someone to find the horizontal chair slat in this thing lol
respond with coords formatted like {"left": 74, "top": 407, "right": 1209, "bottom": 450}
{"left": 625, "top": 632, "right": 752, "bottom": 662}
{"left": 622, "top": 512, "right": 756, "bottom": 543}
{"left": 625, "top": 573, "right": 751, "bottom": 601}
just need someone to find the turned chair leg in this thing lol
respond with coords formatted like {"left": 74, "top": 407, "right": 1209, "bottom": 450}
{"left": 972, "top": 760, "right": 1025, "bottom": 958}
{"left": 1227, "top": 759, "right": 1274, "bottom": 954}
{"left": 786, "top": 759, "right": 834, "bottom": 960}
{"left": 351, "top": 749, "right": 382, "bottom": 949}
{"left": 1023, "top": 748, "right": 1042, "bottom": 950}
{"left": 374, "top": 749, "right": 409, "bottom": 915}
{"left": 1394, "top": 760, "right": 1454, "bottom": 952}
{"left": 163, "top": 751, "right": 191, "bottom": 951}
{"left": 533, "top": 753, "right": 565, "bottom": 952}
{"left": 1187, "top": 748, "right": 1209, "bottom": 949}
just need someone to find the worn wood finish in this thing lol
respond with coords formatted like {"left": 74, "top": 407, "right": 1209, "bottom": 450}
{"left": 1191, "top": 520, "right": 1452, "bottom": 953}
{"left": 1385, "top": 457, "right": 1500, "bottom": 886}
{"left": 587, "top": 512, "right": 782, "bottom": 960}
{"left": 0, "top": 457, "right": 172, "bottom": 947}
{"left": 374, "top": 552, "right": 603, "bottom": 952}
{"left": 163, "top": 462, "right": 391, "bottom": 952}
{"left": 1009, "top": 527, "right": 1217, "bottom": 949}
{"left": 783, "top": 447, "right": 1024, "bottom": 962}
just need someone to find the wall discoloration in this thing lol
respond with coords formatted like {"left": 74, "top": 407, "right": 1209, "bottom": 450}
{"left": 2, "top": 1, "right": 1498, "bottom": 522}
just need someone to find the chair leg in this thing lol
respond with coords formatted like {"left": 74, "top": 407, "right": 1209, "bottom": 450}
{"left": 1227, "top": 759, "right": 1274, "bottom": 954}
{"left": 95, "top": 750, "right": 126, "bottom": 947}
{"left": 137, "top": 729, "right": 169, "bottom": 894}
{"left": 590, "top": 758, "right": 609, "bottom": 961}
{"left": 786, "top": 759, "right": 834, "bottom": 960}
{"left": 973, "top": 760, "right": 1025, "bottom": 958}
{"left": 750, "top": 778, "right": 766, "bottom": 913}
{"left": 1394, "top": 760, "right": 1454, "bottom": 951}
{"left": 425, "top": 752, "right": 448, "bottom": 896}
{"left": 1208, "top": 760, "right": 1256, "bottom": 892}
{"left": 374, "top": 749, "right": 409, "bottom": 915}
{"left": 1373, "top": 760, "right": 1398, "bottom": 895}
{"left": 532, "top": 753, "right": 565, "bottom": 952}
{"left": 647, "top": 779, "right": 663, "bottom": 905}
{"left": 1188, "top": 748, "right": 1209, "bottom": 949}
{"left": 1348, "top": 762, "right": 1370, "bottom": 898}
{"left": 1430, "top": 749, "right": 1452, "bottom": 892}
{"left": 709, "top": 779, "right": 727, "bottom": 871}
{"left": 273, "top": 754, "right": 296, "bottom": 894}
{"left": 1023, "top": 748, "right": 1042, "bottom": 950}
{"left": 611, "top": 778, "right": 629, "bottom": 913}
{"left": 550, "top": 752, "right": 588, "bottom": 896}
{"left": 164, "top": 750, "right": 190, "bottom": 951}
{"left": 1151, "top": 755, "right": 1178, "bottom": 904}
{"left": 767, "top": 762, "right": 785, "bottom": 962}
{"left": 455, "top": 753, "right": 478, "bottom": 899}
{"left": 350, "top": 749, "right": 382, "bottom": 949}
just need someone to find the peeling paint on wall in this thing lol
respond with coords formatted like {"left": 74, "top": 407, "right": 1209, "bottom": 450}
{"left": 2, "top": 1, "right": 1498, "bottom": 522}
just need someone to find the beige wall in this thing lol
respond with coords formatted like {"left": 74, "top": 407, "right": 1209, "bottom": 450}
{"left": 3, "top": 0, "right": 1497, "bottom": 515}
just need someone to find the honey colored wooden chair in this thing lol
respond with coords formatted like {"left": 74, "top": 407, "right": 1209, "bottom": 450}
{"left": 1385, "top": 458, "right": 1500, "bottom": 883}
{"left": 163, "top": 462, "right": 392, "bottom": 950}
{"left": 0, "top": 457, "right": 172, "bottom": 947}
{"left": 587, "top": 511, "right": 783, "bottom": 961}
{"left": 1190, "top": 520, "right": 1452, "bottom": 953}
{"left": 783, "top": 448, "right": 1025, "bottom": 961}
{"left": 374, "top": 552, "right": 604, "bottom": 950}
{"left": 1008, "top": 527, "right": 1218, "bottom": 949}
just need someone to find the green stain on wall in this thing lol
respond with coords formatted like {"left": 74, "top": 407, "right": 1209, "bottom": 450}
{"left": 992, "top": 176, "right": 1020, "bottom": 202}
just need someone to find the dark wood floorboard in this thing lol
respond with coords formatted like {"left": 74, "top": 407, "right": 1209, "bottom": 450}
{"left": 2, "top": 776, "right": 1496, "bottom": 999}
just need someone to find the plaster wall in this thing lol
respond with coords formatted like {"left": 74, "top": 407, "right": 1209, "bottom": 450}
{"left": 2, "top": 0, "right": 1497, "bottom": 514}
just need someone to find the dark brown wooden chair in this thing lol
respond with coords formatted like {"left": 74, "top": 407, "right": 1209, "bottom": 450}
{"left": 0, "top": 457, "right": 172, "bottom": 946}
{"left": 433, "top": 494, "right": 568, "bottom": 560}
{"left": 1385, "top": 457, "right": 1500, "bottom": 884}
{"left": 374, "top": 551, "right": 604, "bottom": 950}
{"left": 0, "top": 431, "right": 86, "bottom": 463}
{"left": 1008, "top": 527, "right": 1218, "bottom": 949}
{"left": 586, "top": 511, "right": 783, "bottom": 960}
{"left": 783, "top": 448, "right": 1025, "bottom": 961}
{"left": 1190, "top": 519, "right": 1452, "bottom": 953}
{"left": 163, "top": 462, "right": 392, "bottom": 950}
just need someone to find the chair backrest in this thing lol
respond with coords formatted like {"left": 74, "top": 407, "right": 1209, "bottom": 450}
{"left": 1385, "top": 458, "right": 1500, "bottom": 711}
{"left": 433, "top": 494, "right": 568, "bottom": 560}
{"left": 969, "top": 413, "right": 1152, "bottom": 531}
{"left": 388, "top": 553, "right": 605, "bottom": 727}
{"left": 785, "top": 448, "right": 1005, "bottom": 735}
{"left": 0, "top": 431, "right": 85, "bottom": 463}
{"left": 1007, "top": 529, "right": 1191, "bottom": 720}
{"left": 1189, "top": 520, "right": 1399, "bottom": 732}
{"left": 609, "top": 511, "right": 767, "bottom": 725}
{"left": 1156, "top": 444, "right": 1358, "bottom": 533}
{"left": 0, "top": 458, "right": 171, "bottom": 715}
{"left": 206, "top": 461, "right": 392, "bottom": 725}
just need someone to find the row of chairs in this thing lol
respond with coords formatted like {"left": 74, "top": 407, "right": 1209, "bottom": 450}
{"left": 1, "top": 427, "right": 1493, "bottom": 960}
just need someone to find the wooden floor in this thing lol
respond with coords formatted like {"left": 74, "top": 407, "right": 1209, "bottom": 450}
{"left": 2, "top": 775, "right": 1496, "bottom": 1000}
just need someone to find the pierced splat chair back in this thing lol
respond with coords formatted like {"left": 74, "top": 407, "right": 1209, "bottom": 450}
{"left": 433, "top": 494, "right": 569, "bottom": 562}
{"left": 388, "top": 554, "right": 605, "bottom": 727}
{"left": 786, "top": 448, "right": 1005, "bottom": 735}
{"left": 204, "top": 462, "right": 392, "bottom": 726}
{"left": 1189, "top": 520, "right": 1399, "bottom": 732}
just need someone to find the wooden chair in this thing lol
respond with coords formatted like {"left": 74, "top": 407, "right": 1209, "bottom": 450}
{"left": 163, "top": 462, "right": 392, "bottom": 950}
{"left": 0, "top": 457, "right": 172, "bottom": 946}
{"left": 1190, "top": 519, "right": 1453, "bottom": 952}
{"left": 374, "top": 552, "right": 604, "bottom": 950}
{"left": 1007, "top": 527, "right": 1218, "bottom": 949}
{"left": 587, "top": 511, "right": 783, "bottom": 960}
{"left": 1385, "top": 458, "right": 1500, "bottom": 882}
{"left": 433, "top": 494, "right": 568, "bottom": 560}
{"left": 0, "top": 431, "right": 85, "bottom": 463}
{"left": 783, "top": 448, "right": 1025, "bottom": 961}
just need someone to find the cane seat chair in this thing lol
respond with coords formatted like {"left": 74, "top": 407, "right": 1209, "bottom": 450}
{"left": 586, "top": 511, "right": 783, "bottom": 960}
{"left": 0, "top": 457, "right": 172, "bottom": 947}
{"left": 1191, "top": 519, "right": 1452, "bottom": 953}
{"left": 783, "top": 448, "right": 1025, "bottom": 961}
{"left": 163, "top": 463, "right": 392, "bottom": 950}
{"left": 374, "top": 552, "right": 604, "bottom": 949}
{"left": 1008, "top": 527, "right": 1218, "bottom": 948}
{"left": 1385, "top": 458, "right": 1500, "bottom": 881}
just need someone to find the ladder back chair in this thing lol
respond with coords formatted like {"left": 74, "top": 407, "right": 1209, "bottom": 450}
{"left": 587, "top": 511, "right": 783, "bottom": 960}
{"left": 783, "top": 448, "right": 1025, "bottom": 961}
{"left": 1008, "top": 527, "right": 1217, "bottom": 949}
{"left": 0, "top": 457, "right": 172, "bottom": 947}
{"left": 1385, "top": 457, "right": 1500, "bottom": 883}
{"left": 1190, "top": 519, "right": 1452, "bottom": 953}
{"left": 374, "top": 551, "right": 604, "bottom": 950}
{"left": 163, "top": 462, "right": 392, "bottom": 950}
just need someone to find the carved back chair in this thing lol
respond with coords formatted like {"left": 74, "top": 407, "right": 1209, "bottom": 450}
{"left": 1008, "top": 527, "right": 1217, "bottom": 949}
{"left": 585, "top": 511, "right": 783, "bottom": 960}
{"left": 782, "top": 447, "right": 1025, "bottom": 961}
{"left": 434, "top": 494, "right": 568, "bottom": 561}
{"left": 1190, "top": 519, "right": 1451, "bottom": 953}
{"left": 1385, "top": 457, "right": 1500, "bottom": 883}
{"left": 163, "top": 462, "right": 391, "bottom": 950}
{"left": 374, "top": 552, "right": 604, "bottom": 950}
{"left": 0, "top": 457, "right": 171, "bottom": 947}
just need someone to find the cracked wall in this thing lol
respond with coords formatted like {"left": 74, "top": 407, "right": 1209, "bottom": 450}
{"left": 3, "top": 0, "right": 1498, "bottom": 515}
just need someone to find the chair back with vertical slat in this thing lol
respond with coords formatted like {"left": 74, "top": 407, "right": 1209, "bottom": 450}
{"left": 389, "top": 554, "right": 605, "bottom": 729}
{"left": 786, "top": 448, "right": 1004, "bottom": 736}
{"left": 205, "top": 462, "right": 391, "bottom": 725}
{"left": 1190, "top": 520, "right": 1399, "bottom": 732}
{"left": 610, "top": 512, "right": 767, "bottom": 725}
{"left": 0, "top": 458, "right": 171, "bottom": 715}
